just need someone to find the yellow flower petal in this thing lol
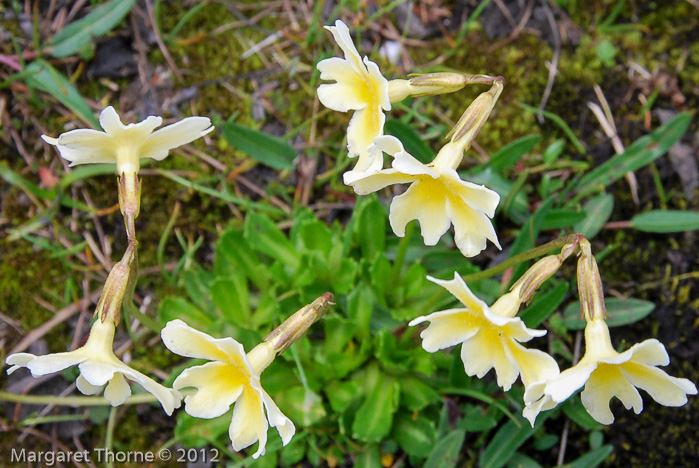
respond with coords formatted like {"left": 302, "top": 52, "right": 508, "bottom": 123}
{"left": 230, "top": 387, "right": 268, "bottom": 458}
{"left": 174, "top": 362, "right": 246, "bottom": 419}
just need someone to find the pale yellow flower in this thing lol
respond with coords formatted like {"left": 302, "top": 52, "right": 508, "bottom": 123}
{"left": 523, "top": 317, "right": 697, "bottom": 426}
{"left": 409, "top": 273, "right": 559, "bottom": 392}
{"left": 42, "top": 106, "right": 214, "bottom": 176}
{"left": 348, "top": 136, "right": 500, "bottom": 257}
{"left": 6, "top": 318, "right": 181, "bottom": 415}
{"left": 317, "top": 20, "right": 390, "bottom": 173}
{"left": 161, "top": 320, "right": 294, "bottom": 459}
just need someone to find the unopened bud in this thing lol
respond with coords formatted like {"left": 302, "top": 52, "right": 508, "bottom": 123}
{"left": 512, "top": 237, "right": 580, "bottom": 304}
{"left": 264, "top": 293, "right": 334, "bottom": 354}
{"left": 388, "top": 73, "right": 501, "bottom": 102}
{"left": 445, "top": 78, "right": 504, "bottom": 150}
{"left": 118, "top": 172, "right": 141, "bottom": 240}
{"left": 577, "top": 240, "right": 606, "bottom": 321}
{"left": 95, "top": 243, "right": 138, "bottom": 324}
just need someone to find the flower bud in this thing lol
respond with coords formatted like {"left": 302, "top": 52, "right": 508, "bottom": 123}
{"left": 264, "top": 293, "right": 334, "bottom": 354}
{"left": 512, "top": 237, "right": 580, "bottom": 304}
{"left": 388, "top": 73, "right": 501, "bottom": 102}
{"left": 95, "top": 243, "right": 138, "bottom": 324}
{"left": 576, "top": 240, "right": 606, "bottom": 321}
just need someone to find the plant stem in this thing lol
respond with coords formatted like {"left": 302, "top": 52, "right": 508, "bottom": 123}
{"left": 461, "top": 234, "right": 584, "bottom": 284}
{"left": 0, "top": 390, "right": 193, "bottom": 407}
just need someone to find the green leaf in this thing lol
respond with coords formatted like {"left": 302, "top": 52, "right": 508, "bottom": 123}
{"left": 385, "top": 118, "right": 435, "bottom": 163}
{"left": 486, "top": 134, "right": 541, "bottom": 173}
{"left": 214, "top": 228, "right": 269, "bottom": 289}
{"left": 325, "top": 379, "right": 361, "bottom": 413}
{"left": 347, "top": 284, "right": 375, "bottom": 339}
{"left": 174, "top": 411, "right": 231, "bottom": 447}
{"left": 157, "top": 297, "right": 213, "bottom": 329}
{"left": 274, "top": 385, "right": 326, "bottom": 426}
{"left": 480, "top": 418, "right": 538, "bottom": 468}
{"left": 221, "top": 120, "right": 296, "bottom": 170}
{"left": 280, "top": 436, "right": 306, "bottom": 466}
{"left": 542, "top": 139, "right": 565, "bottom": 166}
{"left": 399, "top": 376, "right": 441, "bottom": 411}
{"left": 25, "top": 60, "right": 98, "bottom": 127}
{"left": 352, "top": 372, "right": 399, "bottom": 442}
{"left": 575, "top": 113, "right": 691, "bottom": 198}
{"left": 210, "top": 274, "right": 250, "bottom": 327}
{"left": 506, "top": 453, "right": 544, "bottom": 468}
{"left": 630, "top": 210, "right": 699, "bottom": 233}
{"left": 423, "top": 429, "right": 465, "bottom": 468}
{"left": 541, "top": 208, "right": 586, "bottom": 230}
{"left": 393, "top": 413, "right": 437, "bottom": 458}
{"left": 520, "top": 282, "right": 569, "bottom": 328}
{"left": 567, "top": 445, "right": 614, "bottom": 468}
{"left": 562, "top": 398, "right": 602, "bottom": 430}
{"left": 574, "top": 192, "right": 614, "bottom": 239}
{"left": 355, "top": 195, "right": 386, "bottom": 260}
{"left": 458, "top": 404, "right": 497, "bottom": 433}
{"left": 354, "top": 445, "right": 382, "bottom": 468}
{"left": 561, "top": 297, "right": 655, "bottom": 330}
{"left": 48, "top": 0, "right": 137, "bottom": 58}
{"left": 244, "top": 213, "right": 300, "bottom": 270}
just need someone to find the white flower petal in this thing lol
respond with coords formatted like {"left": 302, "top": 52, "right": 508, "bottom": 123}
{"left": 347, "top": 169, "right": 415, "bottom": 195}
{"left": 392, "top": 151, "right": 438, "bottom": 177}
{"left": 260, "top": 389, "right": 295, "bottom": 446}
{"left": 523, "top": 394, "right": 557, "bottom": 427}
{"left": 175, "top": 362, "right": 245, "bottom": 419}
{"left": 447, "top": 194, "right": 500, "bottom": 257}
{"left": 621, "top": 362, "right": 697, "bottom": 407}
{"left": 389, "top": 182, "right": 451, "bottom": 245}
{"left": 581, "top": 364, "right": 643, "bottom": 424}
{"left": 372, "top": 135, "right": 404, "bottom": 157}
{"left": 507, "top": 341, "right": 560, "bottom": 390}
{"left": 317, "top": 60, "right": 370, "bottom": 112}
{"left": 26, "top": 351, "right": 87, "bottom": 377}
{"left": 545, "top": 362, "right": 598, "bottom": 403}
{"left": 162, "top": 319, "right": 240, "bottom": 362}
{"left": 117, "top": 366, "right": 182, "bottom": 416}
{"left": 6, "top": 353, "right": 36, "bottom": 375}
{"left": 229, "top": 387, "right": 268, "bottom": 459}
{"left": 443, "top": 172, "right": 500, "bottom": 217}
{"left": 427, "top": 273, "right": 490, "bottom": 315}
{"left": 325, "top": 20, "right": 364, "bottom": 73}
{"left": 409, "top": 309, "right": 480, "bottom": 353}
{"left": 78, "top": 360, "right": 118, "bottom": 387}
{"left": 99, "top": 106, "right": 126, "bottom": 134}
{"left": 462, "top": 325, "right": 524, "bottom": 391}
{"left": 140, "top": 117, "right": 214, "bottom": 161}
{"left": 626, "top": 339, "right": 670, "bottom": 366}
{"left": 346, "top": 105, "right": 385, "bottom": 168}
{"left": 103, "top": 373, "right": 131, "bottom": 406}
{"left": 42, "top": 130, "right": 116, "bottom": 166}
{"left": 76, "top": 374, "right": 101, "bottom": 395}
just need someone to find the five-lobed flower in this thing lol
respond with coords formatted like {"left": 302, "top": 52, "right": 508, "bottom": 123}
{"left": 409, "top": 273, "right": 559, "bottom": 392}
{"left": 161, "top": 293, "right": 333, "bottom": 459}
{"left": 161, "top": 320, "right": 294, "bottom": 459}
{"left": 6, "top": 318, "right": 182, "bottom": 415}
{"left": 347, "top": 135, "right": 501, "bottom": 257}
{"left": 42, "top": 106, "right": 214, "bottom": 176}
{"left": 317, "top": 20, "right": 391, "bottom": 175}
